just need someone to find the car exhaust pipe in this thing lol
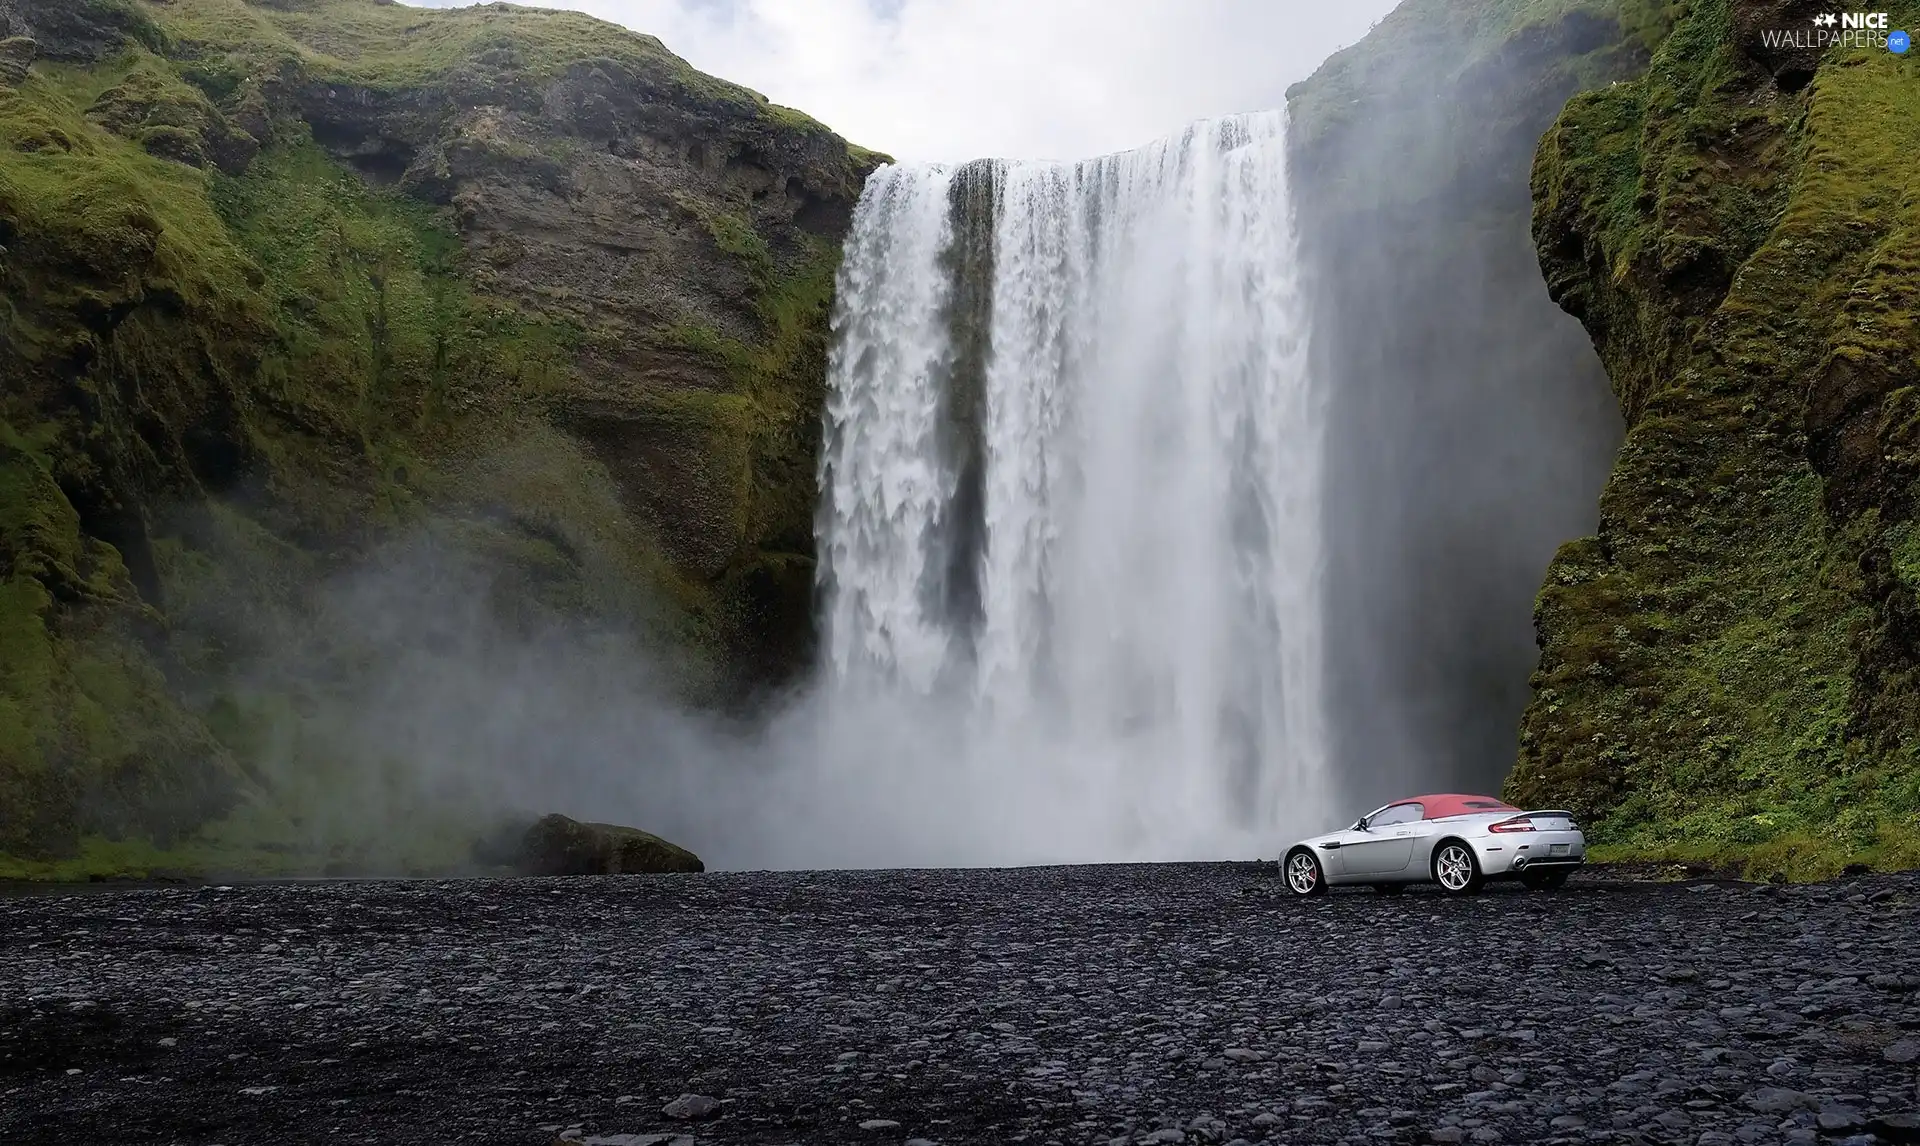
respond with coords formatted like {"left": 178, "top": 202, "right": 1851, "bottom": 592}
{"left": 1512, "top": 856, "right": 1528, "bottom": 871}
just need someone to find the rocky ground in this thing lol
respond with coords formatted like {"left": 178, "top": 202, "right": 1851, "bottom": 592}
{"left": 2, "top": 865, "right": 1918, "bottom": 1146}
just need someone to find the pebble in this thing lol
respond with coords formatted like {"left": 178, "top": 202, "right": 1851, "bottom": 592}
{"left": 0, "top": 865, "right": 1915, "bottom": 1145}
{"left": 660, "top": 1094, "right": 721, "bottom": 1121}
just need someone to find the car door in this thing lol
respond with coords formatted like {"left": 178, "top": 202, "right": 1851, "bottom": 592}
{"left": 1314, "top": 824, "right": 1366, "bottom": 878}
{"left": 1340, "top": 802, "right": 1422, "bottom": 875}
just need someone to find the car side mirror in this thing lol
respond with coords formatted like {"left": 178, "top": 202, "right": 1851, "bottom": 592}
{"left": 1354, "top": 818, "right": 1369, "bottom": 832}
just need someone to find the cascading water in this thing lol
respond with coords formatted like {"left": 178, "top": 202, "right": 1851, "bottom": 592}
{"left": 814, "top": 110, "right": 1329, "bottom": 865}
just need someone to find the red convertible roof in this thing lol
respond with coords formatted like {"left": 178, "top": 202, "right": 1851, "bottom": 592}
{"left": 1404, "top": 793, "right": 1520, "bottom": 820}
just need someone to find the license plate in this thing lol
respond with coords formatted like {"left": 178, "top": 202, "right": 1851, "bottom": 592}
{"left": 1550, "top": 843, "right": 1570, "bottom": 856}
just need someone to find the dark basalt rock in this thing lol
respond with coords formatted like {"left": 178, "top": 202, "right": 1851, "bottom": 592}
{"left": 510, "top": 813, "right": 704, "bottom": 876}
{"left": 0, "top": 0, "right": 154, "bottom": 62}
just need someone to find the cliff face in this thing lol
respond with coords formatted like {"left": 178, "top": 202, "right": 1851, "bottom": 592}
{"left": 1285, "top": 0, "right": 1678, "bottom": 808}
{"left": 0, "top": 0, "right": 877, "bottom": 870}
{"left": 1514, "top": 0, "right": 1920, "bottom": 874}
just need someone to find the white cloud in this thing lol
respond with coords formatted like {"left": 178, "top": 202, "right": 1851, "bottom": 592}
{"left": 400, "top": 0, "right": 1398, "bottom": 162}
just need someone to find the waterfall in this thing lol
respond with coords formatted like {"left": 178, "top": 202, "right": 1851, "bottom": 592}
{"left": 814, "top": 110, "right": 1329, "bottom": 864}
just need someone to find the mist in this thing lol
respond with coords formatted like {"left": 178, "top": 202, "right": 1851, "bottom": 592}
{"left": 201, "top": 526, "right": 1296, "bottom": 871}
{"left": 208, "top": 113, "right": 1333, "bottom": 872}
{"left": 1288, "top": 9, "right": 1631, "bottom": 814}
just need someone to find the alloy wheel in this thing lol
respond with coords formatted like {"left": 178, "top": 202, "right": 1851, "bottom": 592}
{"left": 1285, "top": 851, "right": 1322, "bottom": 895}
{"left": 1435, "top": 844, "right": 1477, "bottom": 892}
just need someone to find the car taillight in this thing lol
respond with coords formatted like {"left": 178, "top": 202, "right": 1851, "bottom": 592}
{"left": 1488, "top": 818, "right": 1535, "bottom": 833}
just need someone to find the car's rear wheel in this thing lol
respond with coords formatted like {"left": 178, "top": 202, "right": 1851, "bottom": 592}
{"left": 1284, "top": 848, "right": 1327, "bottom": 896}
{"left": 1521, "top": 869, "right": 1569, "bottom": 891}
{"left": 1432, "top": 841, "right": 1483, "bottom": 895}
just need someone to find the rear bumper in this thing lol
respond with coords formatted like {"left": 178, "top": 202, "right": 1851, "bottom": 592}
{"left": 1480, "top": 831, "right": 1586, "bottom": 876}
{"left": 1508, "top": 855, "right": 1584, "bottom": 872}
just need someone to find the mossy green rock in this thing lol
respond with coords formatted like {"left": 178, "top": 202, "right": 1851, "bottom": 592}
{"left": 516, "top": 812, "right": 703, "bottom": 875}
{"left": 0, "top": 0, "right": 880, "bottom": 868}
{"left": 1512, "top": 0, "right": 1920, "bottom": 878}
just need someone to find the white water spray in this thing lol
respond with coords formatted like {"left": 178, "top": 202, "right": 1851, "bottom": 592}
{"left": 811, "top": 110, "right": 1331, "bottom": 865}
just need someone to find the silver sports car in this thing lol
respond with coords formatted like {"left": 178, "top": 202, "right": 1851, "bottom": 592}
{"left": 1282, "top": 793, "right": 1585, "bottom": 895}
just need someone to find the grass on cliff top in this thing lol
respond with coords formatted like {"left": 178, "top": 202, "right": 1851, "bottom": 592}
{"left": 139, "top": 0, "right": 837, "bottom": 134}
{"left": 0, "top": 64, "right": 267, "bottom": 351}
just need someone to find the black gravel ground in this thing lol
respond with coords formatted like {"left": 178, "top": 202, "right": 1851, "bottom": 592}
{"left": 3, "top": 865, "right": 1919, "bottom": 1146}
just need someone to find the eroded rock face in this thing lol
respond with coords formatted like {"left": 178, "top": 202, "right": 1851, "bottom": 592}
{"left": 1513, "top": 0, "right": 1920, "bottom": 862}
{"left": 0, "top": 0, "right": 154, "bottom": 62}
{"left": 256, "top": 9, "right": 879, "bottom": 677}
{"left": 0, "top": 0, "right": 877, "bottom": 862}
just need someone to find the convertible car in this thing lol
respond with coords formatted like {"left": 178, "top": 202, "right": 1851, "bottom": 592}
{"left": 1281, "top": 793, "right": 1585, "bottom": 895}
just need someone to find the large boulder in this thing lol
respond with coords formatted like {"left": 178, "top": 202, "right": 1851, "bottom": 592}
{"left": 481, "top": 813, "right": 704, "bottom": 876}
{"left": 0, "top": 36, "right": 33, "bottom": 86}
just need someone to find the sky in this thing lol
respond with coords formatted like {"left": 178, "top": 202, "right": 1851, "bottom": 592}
{"left": 403, "top": 0, "right": 1400, "bottom": 162}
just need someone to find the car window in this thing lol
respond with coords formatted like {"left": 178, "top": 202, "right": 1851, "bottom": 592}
{"left": 1368, "top": 802, "right": 1423, "bottom": 827}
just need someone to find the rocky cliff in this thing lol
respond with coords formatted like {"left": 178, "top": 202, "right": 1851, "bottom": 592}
{"left": 0, "top": 0, "right": 878, "bottom": 874}
{"left": 1512, "top": 0, "right": 1920, "bottom": 876}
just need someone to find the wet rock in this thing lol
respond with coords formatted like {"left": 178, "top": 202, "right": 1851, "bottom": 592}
{"left": 516, "top": 814, "right": 704, "bottom": 875}
{"left": 660, "top": 1094, "right": 721, "bottom": 1121}
{"left": 1743, "top": 1087, "right": 1809, "bottom": 1114}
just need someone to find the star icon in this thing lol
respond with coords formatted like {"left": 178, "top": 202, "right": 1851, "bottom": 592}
{"left": 1813, "top": 12, "right": 1838, "bottom": 26}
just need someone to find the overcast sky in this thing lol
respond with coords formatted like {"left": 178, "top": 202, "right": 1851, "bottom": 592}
{"left": 403, "top": 0, "right": 1399, "bottom": 162}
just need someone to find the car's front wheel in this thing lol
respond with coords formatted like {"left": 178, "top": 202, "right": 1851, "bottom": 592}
{"left": 1432, "top": 841, "right": 1483, "bottom": 895}
{"left": 1284, "top": 848, "right": 1327, "bottom": 896}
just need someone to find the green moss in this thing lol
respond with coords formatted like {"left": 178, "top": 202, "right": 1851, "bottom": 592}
{"left": 0, "top": 25, "right": 708, "bottom": 863}
{"left": 1589, "top": 816, "right": 1920, "bottom": 883}
{"left": 1514, "top": 0, "right": 1920, "bottom": 872}
{"left": 663, "top": 233, "right": 843, "bottom": 564}
{"left": 0, "top": 0, "right": 867, "bottom": 872}
{"left": 0, "top": 425, "right": 240, "bottom": 859}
